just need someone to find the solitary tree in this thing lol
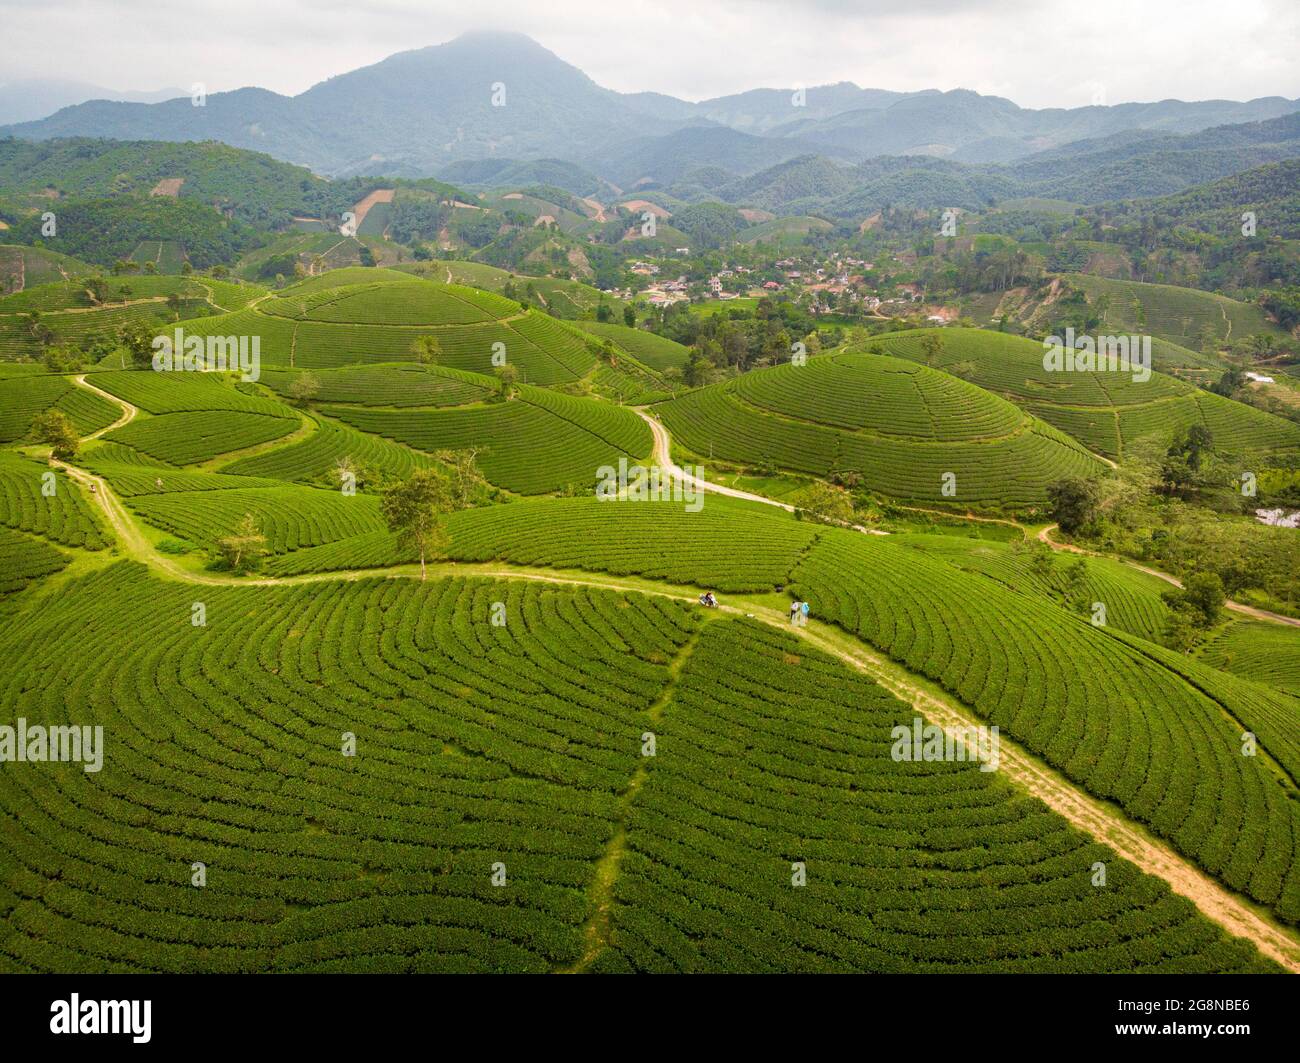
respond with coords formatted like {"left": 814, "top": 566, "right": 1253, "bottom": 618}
{"left": 411, "top": 336, "right": 442, "bottom": 366}
{"left": 85, "top": 276, "right": 111, "bottom": 305}
{"left": 381, "top": 469, "right": 453, "bottom": 580}
{"left": 435, "top": 449, "right": 488, "bottom": 511}
{"left": 493, "top": 363, "right": 519, "bottom": 400}
{"left": 42, "top": 345, "right": 82, "bottom": 374}
{"left": 1062, "top": 557, "right": 1090, "bottom": 613}
{"left": 919, "top": 333, "right": 944, "bottom": 365}
{"left": 623, "top": 304, "right": 636, "bottom": 328}
{"left": 119, "top": 320, "right": 157, "bottom": 370}
{"left": 217, "top": 513, "right": 269, "bottom": 573}
{"left": 1046, "top": 477, "right": 1100, "bottom": 534}
{"left": 287, "top": 371, "right": 321, "bottom": 406}
{"left": 1164, "top": 571, "right": 1226, "bottom": 629}
{"left": 32, "top": 409, "right": 79, "bottom": 460}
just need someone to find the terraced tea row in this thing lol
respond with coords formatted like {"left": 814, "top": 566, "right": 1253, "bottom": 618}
{"left": 0, "top": 374, "right": 121, "bottom": 442}
{"left": 327, "top": 387, "right": 652, "bottom": 495}
{"left": 262, "top": 278, "right": 515, "bottom": 326}
{"left": 258, "top": 364, "right": 491, "bottom": 408}
{"left": 0, "top": 567, "right": 695, "bottom": 972}
{"left": 0, "top": 564, "right": 1273, "bottom": 972}
{"left": 575, "top": 322, "right": 691, "bottom": 372}
{"left": 599, "top": 619, "right": 1271, "bottom": 972}
{"left": 733, "top": 353, "right": 1025, "bottom": 440}
{"left": 128, "top": 485, "right": 385, "bottom": 554}
{"left": 0, "top": 528, "right": 68, "bottom": 595}
{"left": 1201, "top": 622, "right": 1300, "bottom": 698}
{"left": 657, "top": 382, "right": 1102, "bottom": 507}
{"left": 105, "top": 410, "right": 299, "bottom": 466}
{"left": 91, "top": 371, "right": 293, "bottom": 418}
{"left": 787, "top": 528, "right": 1300, "bottom": 923}
{"left": 891, "top": 533, "right": 1171, "bottom": 643}
{"left": 219, "top": 417, "right": 435, "bottom": 486}
{"left": 266, "top": 496, "right": 819, "bottom": 589}
{"left": 876, "top": 329, "right": 1300, "bottom": 461}
{"left": 0, "top": 452, "right": 107, "bottom": 549}
{"left": 181, "top": 279, "right": 598, "bottom": 384}
{"left": 261, "top": 492, "right": 1299, "bottom": 929}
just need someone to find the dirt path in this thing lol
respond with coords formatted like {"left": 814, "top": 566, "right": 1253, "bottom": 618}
{"left": 635, "top": 409, "right": 888, "bottom": 535}
{"left": 49, "top": 381, "right": 1300, "bottom": 969}
{"left": 1038, "top": 524, "right": 1300, "bottom": 628}
{"left": 785, "top": 614, "right": 1300, "bottom": 973}
{"left": 73, "top": 374, "right": 137, "bottom": 440}
{"left": 2, "top": 295, "right": 171, "bottom": 318}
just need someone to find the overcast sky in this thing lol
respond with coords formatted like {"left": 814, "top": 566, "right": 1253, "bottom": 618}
{"left": 2, "top": 0, "right": 1298, "bottom": 109}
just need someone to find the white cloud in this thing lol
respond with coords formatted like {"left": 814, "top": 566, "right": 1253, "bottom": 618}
{"left": 0, "top": 0, "right": 1296, "bottom": 108}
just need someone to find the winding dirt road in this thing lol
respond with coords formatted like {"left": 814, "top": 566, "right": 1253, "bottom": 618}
{"left": 73, "top": 374, "right": 137, "bottom": 440}
{"left": 635, "top": 408, "right": 889, "bottom": 535}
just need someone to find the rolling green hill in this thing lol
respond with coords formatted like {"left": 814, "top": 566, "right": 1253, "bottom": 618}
{"left": 656, "top": 350, "right": 1107, "bottom": 507}
{"left": 0, "top": 243, "right": 94, "bottom": 294}
{"left": 0, "top": 274, "right": 267, "bottom": 360}
{"left": 875, "top": 327, "right": 1300, "bottom": 462}
{"left": 180, "top": 274, "right": 600, "bottom": 384}
{"left": 574, "top": 321, "right": 691, "bottom": 371}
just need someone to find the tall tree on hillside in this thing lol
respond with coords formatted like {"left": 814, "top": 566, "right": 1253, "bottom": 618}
{"left": 32, "top": 410, "right": 79, "bottom": 461}
{"left": 1046, "top": 477, "right": 1100, "bottom": 534}
{"left": 217, "top": 513, "right": 269, "bottom": 574}
{"left": 436, "top": 449, "right": 488, "bottom": 511}
{"left": 493, "top": 363, "right": 519, "bottom": 400}
{"left": 119, "top": 320, "right": 157, "bottom": 370}
{"left": 287, "top": 372, "right": 321, "bottom": 406}
{"left": 381, "top": 469, "right": 453, "bottom": 581}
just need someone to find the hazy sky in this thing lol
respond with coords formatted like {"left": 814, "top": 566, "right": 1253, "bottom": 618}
{"left": 3, "top": 0, "right": 1298, "bottom": 109}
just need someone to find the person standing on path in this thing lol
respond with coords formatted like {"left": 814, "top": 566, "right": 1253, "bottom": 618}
{"left": 800, "top": 601, "right": 810, "bottom": 627}
{"left": 790, "top": 600, "right": 800, "bottom": 624}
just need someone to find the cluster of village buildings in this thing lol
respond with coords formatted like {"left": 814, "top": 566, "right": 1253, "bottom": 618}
{"left": 616, "top": 253, "right": 950, "bottom": 320}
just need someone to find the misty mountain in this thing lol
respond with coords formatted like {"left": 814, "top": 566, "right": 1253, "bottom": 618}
{"left": 436, "top": 157, "right": 614, "bottom": 199}
{"left": 1, "top": 32, "right": 685, "bottom": 176}
{"left": 0, "top": 79, "right": 185, "bottom": 126}
{"left": 764, "top": 89, "right": 1300, "bottom": 163}
{"left": 691, "top": 112, "right": 1300, "bottom": 218}
{"left": 581, "top": 125, "right": 848, "bottom": 190}
{"left": 3, "top": 31, "right": 1297, "bottom": 184}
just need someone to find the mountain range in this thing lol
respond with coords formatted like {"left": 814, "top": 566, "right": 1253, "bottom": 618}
{"left": 5, "top": 31, "right": 1297, "bottom": 186}
{"left": 0, "top": 79, "right": 185, "bottom": 127}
